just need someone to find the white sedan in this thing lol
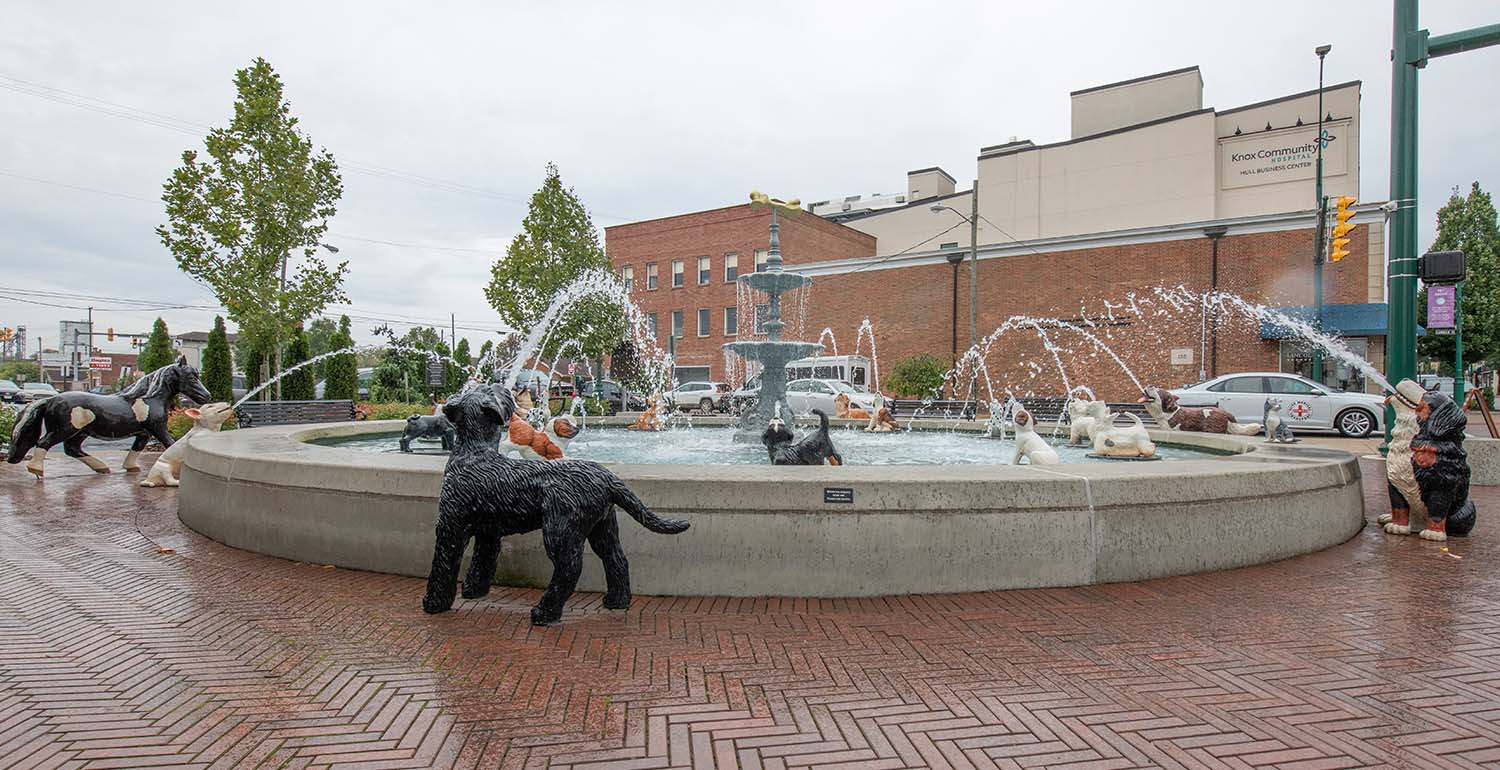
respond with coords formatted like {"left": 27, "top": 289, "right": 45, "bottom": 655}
{"left": 784, "top": 379, "right": 878, "bottom": 416}
{"left": 1170, "top": 372, "right": 1386, "bottom": 438}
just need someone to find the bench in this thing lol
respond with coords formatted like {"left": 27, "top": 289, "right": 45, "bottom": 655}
{"left": 235, "top": 399, "right": 357, "bottom": 428}
{"left": 888, "top": 399, "right": 978, "bottom": 420}
{"left": 1015, "top": 396, "right": 1154, "bottom": 426}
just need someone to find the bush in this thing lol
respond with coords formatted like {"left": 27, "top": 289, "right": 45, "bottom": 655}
{"left": 883, "top": 354, "right": 948, "bottom": 399}
{"left": 1485, "top": 386, "right": 1495, "bottom": 409}
{"left": 166, "top": 407, "right": 238, "bottom": 440}
{"left": 0, "top": 406, "right": 18, "bottom": 451}
{"left": 359, "top": 401, "right": 433, "bottom": 421}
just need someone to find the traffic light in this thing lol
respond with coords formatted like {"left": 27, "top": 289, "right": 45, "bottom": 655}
{"left": 1330, "top": 195, "right": 1356, "bottom": 262}
{"left": 107, "top": 327, "right": 115, "bottom": 342}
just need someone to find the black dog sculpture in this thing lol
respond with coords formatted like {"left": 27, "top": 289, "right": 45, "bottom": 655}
{"left": 423, "top": 386, "right": 690, "bottom": 625}
{"left": 400, "top": 413, "right": 454, "bottom": 452}
{"left": 761, "top": 409, "right": 843, "bottom": 465}
{"left": 7, "top": 355, "right": 212, "bottom": 478}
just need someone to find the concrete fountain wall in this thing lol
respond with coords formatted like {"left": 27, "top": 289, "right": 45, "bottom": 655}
{"left": 178, "top": 420, "right": 1366, "bottom": 597}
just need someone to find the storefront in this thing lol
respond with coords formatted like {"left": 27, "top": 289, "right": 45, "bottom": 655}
{"left": 1262, "top": 303, "right": 1413, "bottom": 393}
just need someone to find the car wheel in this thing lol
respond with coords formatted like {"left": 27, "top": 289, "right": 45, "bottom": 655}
{"left": 698, "top": 397, "right": 714, "bottom": 413}
{"left": 1336, "top": 408, "right": 1375, "bottom": 438}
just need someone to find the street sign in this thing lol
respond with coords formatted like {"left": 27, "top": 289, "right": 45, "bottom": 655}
{"left": 1428, "top": 285, "right": 1456, "bottom": 329}
{"left": 425, "top": 359, "right": 446, "bottom": 388}
{"left": 88, "top": 357, "right": 112, "bottom": 371}
{"left": 1419, "top": 250, "right": 1466, "bottom": 284}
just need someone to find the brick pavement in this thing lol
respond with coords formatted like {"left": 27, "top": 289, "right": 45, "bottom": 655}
{"left": 2, "top": 458, "right": 1498, "bottom": 769}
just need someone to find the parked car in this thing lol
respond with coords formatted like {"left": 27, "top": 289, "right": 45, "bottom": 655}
{"left": 0, "top": 379, "right": 21, "bottom": 403}
{"left": 313, "top": 367, "right": 374, "bottom": 400}
{"left": 576, "top": 379, "right": 648, "bottom": 415}
{"left": 731, "top": 374, "right": 762, "bottom": 411}
{"left": 17, "top": 382, "right": 59, "bottom": 403}
{"left": 785, "top": 378, "right": 879, "bottom": 417}
{"left": 664, "top": 381, "right": 732, "bottom": 413}
{"left": 1417, "top": 374, "right": 1455, "bottom": 395}
{"left": 1170, "top": 372, "right": 1385, "bottom": 438}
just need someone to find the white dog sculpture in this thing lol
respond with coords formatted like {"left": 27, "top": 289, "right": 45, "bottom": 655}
{"left": 140, "top": 402, "right": 234, "bottom": 487}
{"left": 1068, "top": 399, "right": 1113, "bottom": 445}
{"left": 1011, "top": 408, "right": 1060, "bottom": 465}
{"left": 1091, "top": 412, "right": 1157, "bottom": 458}
{"left": 984, "top": 401, "right": 1008, "bottom": 438}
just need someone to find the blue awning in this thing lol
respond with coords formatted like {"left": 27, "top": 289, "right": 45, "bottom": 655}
{"left": 1259, "top": 303, "right": 1425, "bottom": 340}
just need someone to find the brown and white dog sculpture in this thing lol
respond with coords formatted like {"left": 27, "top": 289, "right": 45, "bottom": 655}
{"left": 834, "top": 392, "right": 870, "bottom": 421}
{"left": 503, "top": 413, "right": 579, "bottom": 461}
{"left": 1139, "top": 385, "right": 1261, "bottom": 435}
{"left": 628, "top": 393, "right": 664, "bottom": 431}
{"left": 1380, "top": 379, "right": 1477, "bottom": 540}
{"left": 863, "top": 394, "right": 899, "bottom": 433}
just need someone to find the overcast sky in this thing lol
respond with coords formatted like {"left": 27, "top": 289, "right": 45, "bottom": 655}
{"left": 3, "top": 1, "right": 1497, "bottom": 356}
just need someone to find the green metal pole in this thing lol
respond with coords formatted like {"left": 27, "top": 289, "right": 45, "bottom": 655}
{"left": 1384, "top": 0, "right": 1421, "bottom": 449}
{"left": 1454, "top": 282, "right": 1465, "bottom": 406}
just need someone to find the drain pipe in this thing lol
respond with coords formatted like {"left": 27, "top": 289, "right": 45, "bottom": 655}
{"left": 1204, "top": 226, "right": 1228, "bottom": 378}
{"left": 947, "top": 250, "right": 965, "bottom": 365}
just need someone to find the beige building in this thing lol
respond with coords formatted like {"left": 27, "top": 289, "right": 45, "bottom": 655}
{"left": 836, "top": 65, "right": 1361, "bottom": 255}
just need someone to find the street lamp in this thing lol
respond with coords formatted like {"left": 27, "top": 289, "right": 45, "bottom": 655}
{"left": 1311, "top": 43, "right": 1332, "bottom": 385}
{"left": 930, "top": 199, "right": 979, "bottom": 350}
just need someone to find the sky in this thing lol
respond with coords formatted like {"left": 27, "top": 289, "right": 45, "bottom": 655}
{"left": 2, "top": 1, "right": 1498, "bottom": 356}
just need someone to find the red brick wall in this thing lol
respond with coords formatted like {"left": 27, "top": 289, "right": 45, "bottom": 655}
{"left": 608, "top": 206, "right": 1372, "bottom": 402}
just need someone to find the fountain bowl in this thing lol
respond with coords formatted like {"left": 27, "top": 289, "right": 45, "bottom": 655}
{"left": 179, "top": 417, "right": 1365, "bottom": 598}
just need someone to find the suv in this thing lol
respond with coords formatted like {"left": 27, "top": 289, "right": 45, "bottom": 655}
{"left": 665, "top": 381, "right": 731, "bottom": 413}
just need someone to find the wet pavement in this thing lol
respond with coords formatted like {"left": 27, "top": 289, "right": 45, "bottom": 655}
{"left": 2, "top": 453, "right": 1498, "bottom": 769}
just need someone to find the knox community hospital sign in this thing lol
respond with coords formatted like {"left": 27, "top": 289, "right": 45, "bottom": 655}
{"left": 1218, "top": 120, "right": 1349, "bottom": 189}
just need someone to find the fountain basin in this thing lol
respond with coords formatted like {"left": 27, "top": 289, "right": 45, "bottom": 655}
{"left": 738, "top": 270, "right": 812, "bottom": 295}
{"left": 179, "top": 420, "right": 1365, "bottom": 597}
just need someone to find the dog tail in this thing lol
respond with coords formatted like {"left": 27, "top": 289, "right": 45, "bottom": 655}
{"left": 611, "top": 480, "right": 690, "bottom": 534}
{"left": 1228, "top": 420, "right": 1262, "bottom": 436}
{"left": 811, "top": 409, "right": 830, "bottom": 433}
{"left": 6, "top": 400, "right": 46, "bottom": 464}
{"left": 1448, "top": 498, "right": 1477, "bottom": 537}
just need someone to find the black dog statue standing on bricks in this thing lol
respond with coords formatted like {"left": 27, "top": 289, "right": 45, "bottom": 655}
{"left": 423, "top": 386, "right": 690, "bottom": 625}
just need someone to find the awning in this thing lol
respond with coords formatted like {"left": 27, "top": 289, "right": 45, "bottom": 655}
{"left": 1259, "top": 302, "right": 1426, "bottom": 340}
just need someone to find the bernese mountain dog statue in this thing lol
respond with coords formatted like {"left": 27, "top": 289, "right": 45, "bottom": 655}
{"left": 1380, "top": 379, "right": 1477, "bottom": 541}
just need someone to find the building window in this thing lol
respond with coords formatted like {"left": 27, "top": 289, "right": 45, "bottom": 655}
{"left": 671, "top": 310, "right": 684, "bottom": 338}
{"left": 754, "top": 249, "right": 769, "bottom": 273}
{"left": 940, "top": 242, "right": 960, "bottom": 250}
{"left": 622, "top": 265, "right": 633, "bottom": 293}
{"left": 646, "top": 313, "right": 658, "bottom": 339}
{"left": 724, "top": 306, "right": 738, "bottom": 336}
{"left": 672, "top": 259, "right": 684, "bottom": 288}
{"left": 724, "top": 253, "right": 738, "bottom": 282}
{"left": 697, "top": 256, "right": 711, "bottom": 285}
{"left": 754, "top": 303, "right": 770, "bottom": 334}
{"left": 697, "top": 308, "right": 710, "bottom": 337}
{"left": 646, "top": 263, "right": 658, "bottom": 290}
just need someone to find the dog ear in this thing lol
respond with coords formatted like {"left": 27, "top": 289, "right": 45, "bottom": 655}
{"left": 185, "top": 408, "right": 201, "bottom": 419}
{"left": 1420, "top": 392, "right": 1468, "bottom": 439}
{"left": 441, "top": 395, "right": 464, "bottom": 424}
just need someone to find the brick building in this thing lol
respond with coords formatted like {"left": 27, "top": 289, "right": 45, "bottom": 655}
{"left": 605, "top": 67, "right": 1396, "bottom": 401}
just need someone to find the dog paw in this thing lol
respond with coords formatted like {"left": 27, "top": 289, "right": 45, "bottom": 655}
{"left": 603, "top": 592, "right": 631, "bottom": 611}
{"left": 530, "top": 606, "right": 561, "bottom": 626}
{"left": 1419, "top": 528, "right": 1447, "bottom": 542}
{"left": 1377, "top": 513, "right": 1393, "bottom": 526}
{"left": 460, "top": 582, "right": 492, "bottom": 600}
{"left": 1383, "top": 523, "right": 1410, "bottom": 535}
{"left": 422, "top": 593, "right": 455, "bottom": 614}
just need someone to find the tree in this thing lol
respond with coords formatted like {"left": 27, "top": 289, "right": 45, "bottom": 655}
{"left": 202, "top": 315, "right": 234, "bottom": 402}
{"left": 1418, "top": 182, "right": 1499, "bottom": 373}
{"left": 157, "top": 57, "right": 347, "bottom": 399}
{"left": 371, "top": 326, "right": 443, "bottom": 403}
{"left": 0, "top": 360, "right": 41, "bottom": 383}
{"left": 484, "top": 163, "right": 626, "bottom": 365}
{"left": 476, "top": 340, "right": 495, "bottom": 382}
{"left": 281, "top": 324, "right": 315, "bottom": 400}
{"left": 304, "top": 317, "right": 339, "bottom": 379}
{"left": 324, "top": 315, "right": 359, "bottom": 401}
{"left": 450, "top": 337, "right": 472, "bottom": 388}
{"left": 884, "top": 354, "right": 947, "bottom": 398}
{"left": 139, "top": 318, "right": 177, "bottom": 374}
{"left": 243, "top": 345, "right": 265, "bottom": 398}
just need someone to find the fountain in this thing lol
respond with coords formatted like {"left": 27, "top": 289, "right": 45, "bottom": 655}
{"left": 722, "top": 192, "right": 822, "bottom": 440}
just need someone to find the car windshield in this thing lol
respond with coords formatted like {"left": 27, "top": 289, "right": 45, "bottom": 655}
{"left": 830, "top": 381, "right": 860, "bottom": 394}
{"left": 0, "top": 380, "right": 17, "bottom": 389}
{"left": 23, "top": 383, "right": 53, "bottom": 391}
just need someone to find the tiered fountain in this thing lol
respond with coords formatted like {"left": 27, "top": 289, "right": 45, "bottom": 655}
{"left": 723, "top": 192, "right": 822, "bottom": 440}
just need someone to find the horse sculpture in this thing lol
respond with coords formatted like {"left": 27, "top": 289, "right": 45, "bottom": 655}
{"left": 6, "top": 355, "right": 213, "bottom": 479}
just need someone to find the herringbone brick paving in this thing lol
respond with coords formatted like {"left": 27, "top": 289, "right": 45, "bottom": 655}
{"left": 2, "top": 458, "right": 1497, "bottom": 769}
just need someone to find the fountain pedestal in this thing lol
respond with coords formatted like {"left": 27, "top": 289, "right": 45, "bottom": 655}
{"left": 724, "top": 193, "right": 819, "bottom": 441}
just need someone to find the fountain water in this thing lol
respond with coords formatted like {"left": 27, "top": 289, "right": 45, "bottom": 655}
{"left": 723, "top": 193, "right": 822, "bottom": 440}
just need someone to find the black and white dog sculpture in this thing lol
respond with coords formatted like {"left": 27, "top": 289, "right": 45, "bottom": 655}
{"left": 761, "top": 409, "right": 843, "bottom": 465}
{"left": 423, "top": 386, "right": 690, "bottom": 625}
{"left": 400, "top": 413, "right": 455, "bottom": 452}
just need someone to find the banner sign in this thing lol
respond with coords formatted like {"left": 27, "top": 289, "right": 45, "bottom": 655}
{"left": 88, "top": 357, "right": 112, "bottom": 370}
{"left": 1218, "top": 120, "right": 1349, "bottom": 190}
{"left": 1427, "top": 285, "right": 1456, "bottom": 329}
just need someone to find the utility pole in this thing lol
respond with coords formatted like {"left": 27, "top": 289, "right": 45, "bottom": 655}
{"left": 1311, "top": 44, "right": 1331, "bottom": 385}
{"left": 1455, "top": 281, "right": 1465, "bottom": 406}
{"left": 1384, "top": 0, "right": 1500, "bottom": 447}
{"left": 968, "top": 180, "right": 979, "bottom": 351}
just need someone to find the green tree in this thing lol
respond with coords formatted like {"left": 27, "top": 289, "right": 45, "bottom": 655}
{"left": 281, "top": 324, "right": 315, "bottom": 400}
{"left": 884, "top": 354, "right": 947, "bottom": 398}
{"left": 324, "top": 315, "right": 359, "bottom": 401}
{"left": 243, "top": 345, "right": 265, "bottom": 397}
{"left": 202, "top": 315, "right": 234, "bottom": 402}
{"left": 1418, "top": 182, "right": 1499, "bottom": 373}
{"left": 0, "top": 360, "right": 41, "bottom": 383}
{"left": 484, "top": 163, "right": 626, "bottom": 364}
{"left": 371, "top": 326, "right": 442, "bottom": 403}
{"left": 304, "top": 316, "right": 339, "bottom": 379}
{"left": 157, "top": 57, "right": 346, "bottom": 399}
{"left": 138, "top": 318, "right": 177, "bottom": 374}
